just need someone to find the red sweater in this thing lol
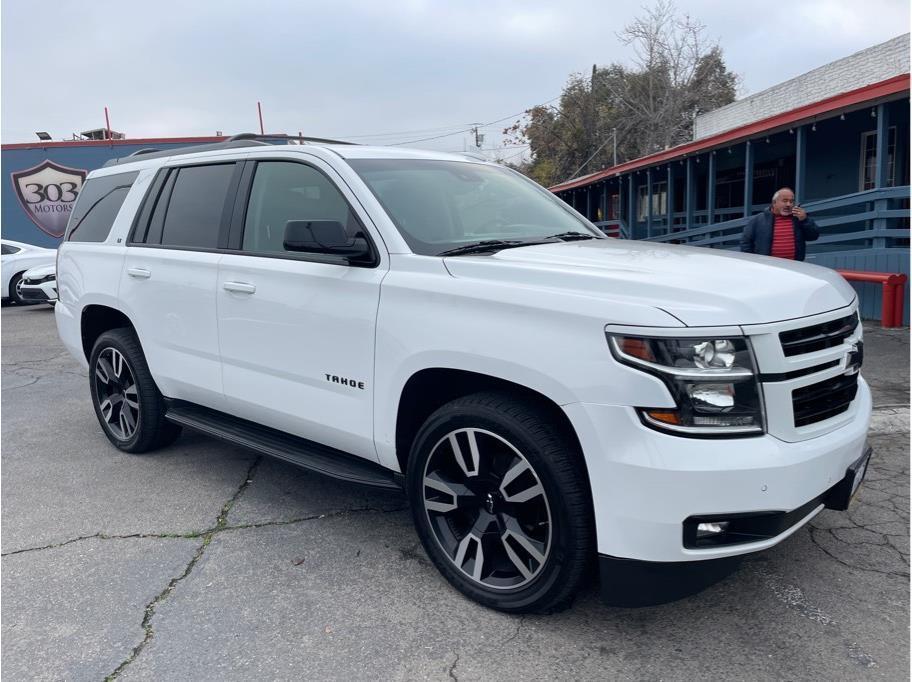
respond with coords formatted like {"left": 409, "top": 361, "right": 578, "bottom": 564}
{"left": 771, "top": 215, "right": 795, "bottom": 259}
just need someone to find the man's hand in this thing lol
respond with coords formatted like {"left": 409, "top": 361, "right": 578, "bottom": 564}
{"left": 792, "top": 206, "right": 807, "bottom": 221}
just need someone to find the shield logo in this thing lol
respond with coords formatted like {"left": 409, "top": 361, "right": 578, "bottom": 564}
{"left": 11, "top": 161, "right": 88, "bottom": 238}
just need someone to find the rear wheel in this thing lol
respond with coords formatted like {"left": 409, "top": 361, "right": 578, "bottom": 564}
{"left": 89, "top": 328, "right": 181, "bottom": 453}
{"left": 407, "top": 392, "right": 593, "bottom": 613}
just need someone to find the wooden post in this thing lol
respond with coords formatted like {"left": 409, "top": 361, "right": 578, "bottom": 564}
{"left": 646, "top": 168, "right": 653, "bottom": 238}
{"left": 707, "top": 152, "right": 716, "bottom": 225}
{"left": 873, "top": 103, "right": 890, "bottom": 249}
{"left": 685, "top": 157, "right": 694, "bottom": 229}
{"left": 743, "top": 139, "right": 754, "bottom": 218}
{"left": 795, "top": 126, "right": 806, "bottom": 203}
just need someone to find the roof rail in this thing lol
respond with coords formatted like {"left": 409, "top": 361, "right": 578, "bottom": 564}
{"left": 228, "top": 132, "right": 358, "bottom": 146}
{"left": 101, "top": 132, "right": 358, "bottom": 167}
{"left": 102, "top": 138, "right": 271, "bottom": 167}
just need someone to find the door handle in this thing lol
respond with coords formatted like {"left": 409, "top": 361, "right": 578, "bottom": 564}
{"left": 127, "top": 267, "right": 151, "bottom": 279}
{"left": 223, "top": 281, "right": 256, "bottom": 294}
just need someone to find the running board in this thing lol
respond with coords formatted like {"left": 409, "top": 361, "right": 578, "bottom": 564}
{"left": 164, "top": 401, "right": 402, "bottom": 491}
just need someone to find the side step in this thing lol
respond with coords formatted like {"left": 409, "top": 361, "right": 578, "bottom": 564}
{"left": 164, "top": 401, "right": 402, "bottom": 491}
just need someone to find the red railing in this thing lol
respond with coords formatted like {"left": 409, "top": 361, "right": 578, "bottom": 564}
{"left": 837, "top": 270, "right": 908, "bottom": 328}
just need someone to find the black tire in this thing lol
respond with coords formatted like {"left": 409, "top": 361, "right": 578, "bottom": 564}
{"left": 406, "top": 392, "right": 594, "bottom": 614}
{"left": 8, "top": 272, "right": 25, "bottom": 305}
{"left": 89, "top": 328, "right": 181, "bottom": 453}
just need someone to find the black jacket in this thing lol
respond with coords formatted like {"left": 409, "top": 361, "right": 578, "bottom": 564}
{"left": 739, "top": 209, "right": 820, "bottom": 261}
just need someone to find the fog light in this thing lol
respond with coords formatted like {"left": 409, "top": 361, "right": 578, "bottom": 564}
{"left": 696, "top": 521, "right": 729, "bottom": 538}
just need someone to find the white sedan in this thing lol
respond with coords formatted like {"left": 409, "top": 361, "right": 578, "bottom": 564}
{"left": 17, "top": 263, "right": 57, "bottom": 305}
{"left": 2, "top": 239, "right": 57, "bottom": 305}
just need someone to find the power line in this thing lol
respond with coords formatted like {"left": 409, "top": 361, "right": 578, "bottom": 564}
{"left": 384, "top": 95, "right": 562, "bottom": 147}
{"left": 334, "top": 95, "right": 562, "bottom": 146}
{"left": 341, "top": 123, "right": 476, "bottom": 139}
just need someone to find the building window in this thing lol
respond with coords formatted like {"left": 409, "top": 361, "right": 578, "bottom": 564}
{"left": 637, "top": 181, "right": 667, "bottom": 220}
{"left": 860, "top": 127, "right": 896, "bottom": 191}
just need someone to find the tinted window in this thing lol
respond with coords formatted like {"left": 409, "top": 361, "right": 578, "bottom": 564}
{"left": 66, "top": 171, "right": 138, "bottom": 242}
{"left": 2, "top": 244, "right": 22, "bottom": 255}
{"left": 242, "top": 161, "right": 362, "bottom": 255}
{"left": 160, "top": 164, "right": 235, "bottom": 249}
{"left": 69, "top": 188, "right": 132, "bottom": 242}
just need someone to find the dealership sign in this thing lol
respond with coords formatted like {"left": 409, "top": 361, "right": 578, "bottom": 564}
{"left": 11, "top": 161, "right": 87, "bottom": 238}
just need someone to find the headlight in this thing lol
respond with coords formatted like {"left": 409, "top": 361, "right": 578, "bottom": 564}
{"left": 607, "top": 334, "right": 765, "bottom": 437}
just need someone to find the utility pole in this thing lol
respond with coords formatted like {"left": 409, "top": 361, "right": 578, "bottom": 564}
{"left": 471, "top": 125, "right": 484, "bottom": 148}
{"left": 612, "top": 127, "right": 617, "bottom": 167}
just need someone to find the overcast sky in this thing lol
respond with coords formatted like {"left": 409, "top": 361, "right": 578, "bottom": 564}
{"left": 2, "top": 0, "right": 909, "bottom": 160}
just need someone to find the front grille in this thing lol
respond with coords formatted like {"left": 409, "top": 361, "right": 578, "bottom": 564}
{"left": 792, "top": 372, "right": 859, "bottom": 427}
{"left": 779, "top": 313, "right": 858, "bottom": 357}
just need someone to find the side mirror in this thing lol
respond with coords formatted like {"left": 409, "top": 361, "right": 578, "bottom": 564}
{"left": 283, "top": 220, "right": 372, "bottom": 261}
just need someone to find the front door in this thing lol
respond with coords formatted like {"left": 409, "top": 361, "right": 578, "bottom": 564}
{"left": 216, "top": 157, "right": 387, "bottom": 461}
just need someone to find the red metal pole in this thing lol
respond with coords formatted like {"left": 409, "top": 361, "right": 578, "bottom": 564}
{"left": 882, "top": 282, "right": 896, "bottom": 327}
{"left": 893, "top": 283, "right": 905, "bottom": 328}
{"left": 258, "top": 101, "right": 264, "bottom": 135}
{"left": 104, "top": 106, "right": 111, "bottom": 140}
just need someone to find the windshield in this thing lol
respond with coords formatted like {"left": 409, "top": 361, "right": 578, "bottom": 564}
{"left": 346, "top": 159, "right": 602, "bottom": 256}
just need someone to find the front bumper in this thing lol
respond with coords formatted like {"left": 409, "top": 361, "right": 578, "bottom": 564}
{"left": 563, "top": 377, "right": 872, "bottom": 563}
{"left": 19, "top": 280, "right": 57, "bottom": 302}
{"left": 597, "top": 445, "right": 871, "bottom": 606}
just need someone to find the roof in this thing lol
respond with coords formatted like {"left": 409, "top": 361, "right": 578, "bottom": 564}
{"left": 549, "top": 73, "right": 910, "bottom": 193}
{"left": 86, "top": 142, "right": 489, "bottom": 177}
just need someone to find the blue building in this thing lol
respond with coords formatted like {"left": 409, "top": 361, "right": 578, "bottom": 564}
{"left": 2, "top": 134, "right": 299, "bottom": 248}
{"left": 550, "top": 35, "right": 910, "bottom": 324}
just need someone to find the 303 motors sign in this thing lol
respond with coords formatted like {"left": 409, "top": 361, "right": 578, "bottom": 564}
{"left": 11, "top": 161, "right": 87, "bottom": 238}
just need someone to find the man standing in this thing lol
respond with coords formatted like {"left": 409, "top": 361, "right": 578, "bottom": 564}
{"left": 740, "top": 187, "right": 819, "bottom": 261}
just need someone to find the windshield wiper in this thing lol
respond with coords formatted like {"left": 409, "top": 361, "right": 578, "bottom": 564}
{"left": 542, "top": 231, "right": 599, "bottom": 241}
{"left": 437, "top": 240, "right": 534, "bottom": 257}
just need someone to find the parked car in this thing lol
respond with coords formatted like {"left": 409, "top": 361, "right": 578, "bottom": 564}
{"left": 18, "top": 263, "right": 57, "bottom": 305}
{"left": 2, "top": 239, "right": 56, "bottom": 305}
{"left": 55, "top": 137, "right": 871, "bottom": 614}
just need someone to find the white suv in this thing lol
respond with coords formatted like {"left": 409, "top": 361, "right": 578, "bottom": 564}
{"left": 55, "top": 136, "right": 872, "bottom": 613}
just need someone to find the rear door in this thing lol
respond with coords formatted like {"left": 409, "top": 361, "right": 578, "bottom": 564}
{"left": 121, "top": 160, "right": 243, "bottom": 408}
{"left": 216, "top": 156, "right": 387, "bottom": 461}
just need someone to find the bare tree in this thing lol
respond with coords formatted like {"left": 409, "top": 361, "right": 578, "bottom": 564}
{"left": 507, "top": 1, "right": 738, "bottom": 186}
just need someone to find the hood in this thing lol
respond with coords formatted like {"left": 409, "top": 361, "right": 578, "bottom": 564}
{"left": 443, "top": 239, "right": 856, "bottom": 327}
{"left": 23, "top": 264, "right": 55, "bottom": 279}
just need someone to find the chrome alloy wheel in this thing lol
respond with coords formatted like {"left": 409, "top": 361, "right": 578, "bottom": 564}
{"left": 94, "top": 347, "right": 140, "bottom": 440}
{"left": 422, "top": 428, "right": 552, "bottom": 590}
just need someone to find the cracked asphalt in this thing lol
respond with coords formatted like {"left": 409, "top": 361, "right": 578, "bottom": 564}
{"left": 1, "top": 304, "right": 908, "bottom": 681}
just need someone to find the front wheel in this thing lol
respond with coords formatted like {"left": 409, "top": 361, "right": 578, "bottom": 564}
{"left": 89, "top": 328, "right": 181, "bottom": 453}
{"left": 8, "top": 272, "right": 26, "bottom": 305}
{"left": 406, "top": 392, "right": 594, "bottom": 613}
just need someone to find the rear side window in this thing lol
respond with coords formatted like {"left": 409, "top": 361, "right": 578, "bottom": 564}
{"left": 159, "top": 164, "right": 236, "bottom": 249}
{"left": 2, "top": 244, "right": 22, "bottom": 255}
{"left": 66, "top": 171, "right": 139, "bottom": 242}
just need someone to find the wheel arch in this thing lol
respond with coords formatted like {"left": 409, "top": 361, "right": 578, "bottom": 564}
{"left": 395, "top": 368, "right": 588, "bottom": 483}
{"left": 81, "top": 304, "right": 136, "bottom": 362}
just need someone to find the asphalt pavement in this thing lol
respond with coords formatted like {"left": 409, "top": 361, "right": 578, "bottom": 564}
{"left": 2, "top": 304, "right": 908, "bottom": 681}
